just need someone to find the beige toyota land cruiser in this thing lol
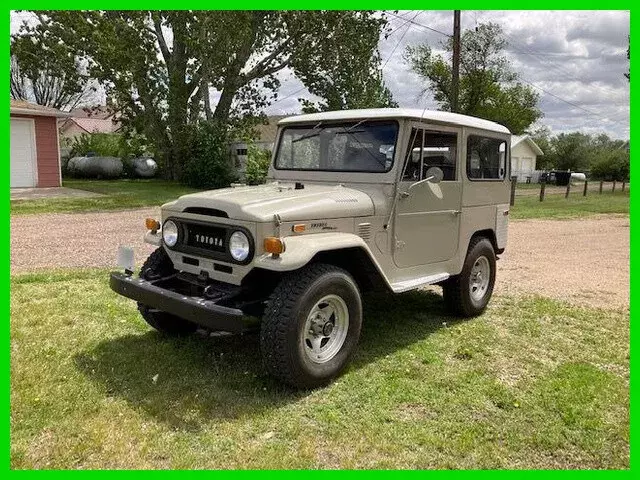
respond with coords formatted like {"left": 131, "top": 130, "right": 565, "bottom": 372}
{"left": 111, "top": 108, "right": 511, "bottom": 388}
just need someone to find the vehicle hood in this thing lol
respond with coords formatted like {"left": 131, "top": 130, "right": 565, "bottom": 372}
{"left": 164, "top": 182, "right": 375, "bottom": 222}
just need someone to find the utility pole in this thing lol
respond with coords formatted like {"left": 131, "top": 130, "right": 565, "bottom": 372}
{"left": 451, "top": 10, "right": 461, "bottom": 113}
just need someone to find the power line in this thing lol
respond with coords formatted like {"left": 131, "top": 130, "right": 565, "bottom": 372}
{"left": 386, "top": 11, "right": 451, "bottom": 39}
{"left": 386, "top": 12, "right": 417, "bottom": 37}
{"left": 451, "top": 14, "right": 629, "bottom": 127}
{"left": 382, "top": 11, "right": 422, "bottom": 69}
{"left": 519, "top": 78, "right": 628, "bottom": 127}
{"left": 469, "top": 10, "right": 626, "bottom": 98}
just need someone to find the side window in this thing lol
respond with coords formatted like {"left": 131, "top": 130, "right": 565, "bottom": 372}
{"left": 466, "top": 135, "right": 507, "bottom": 180}
{"left": 423, "top": 132, "right": 457, "bottom": 181}
{"left": 403, "top": 129, "right": 458, "bottom": 181}
{"left": 402, "top": 128, "right": 424, "bottom": 181}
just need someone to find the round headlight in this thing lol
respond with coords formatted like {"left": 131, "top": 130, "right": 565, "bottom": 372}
{"left": 162, "top": 220, "right": 179, "bottom": 247}
{"left": 229, "top": 231, "right": 250, "bottom": 262}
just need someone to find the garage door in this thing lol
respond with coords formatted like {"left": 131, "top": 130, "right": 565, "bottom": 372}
{"left": 11, "top": 118, "right": 37, "bottom": 188}
{"left": 521, "top": 156, "right": 534, "bottom": 174}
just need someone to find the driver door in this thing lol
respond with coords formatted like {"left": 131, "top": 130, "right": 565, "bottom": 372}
{"left": 393, "top": 124, "right": 462, "bottom": 268}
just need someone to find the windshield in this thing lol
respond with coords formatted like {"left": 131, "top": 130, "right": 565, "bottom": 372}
{"left": 274, "top": 120, "right": 399, "bottom": 172}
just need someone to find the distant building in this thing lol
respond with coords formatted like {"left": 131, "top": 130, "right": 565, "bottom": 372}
{"left": 229, "top": 116, "right": 286, "bottom": 176}
{"left": 10, "top": 100, "right": 70, "bottom": 188}
{"left": 510, "top": 135, "right": 544, "bottom": 183}
{"left": 59, "top": 106, "right": 121, "bottom": 145}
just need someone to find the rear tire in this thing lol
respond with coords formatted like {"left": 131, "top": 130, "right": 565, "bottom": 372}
{"left": 260, "top": 263, "right": 363, "bottom": 389}
{"left": 443, "top": 237, "right": 496, "bottom": 317}
{"left": 137, "top": 248, "right": 198, "bottom": 335}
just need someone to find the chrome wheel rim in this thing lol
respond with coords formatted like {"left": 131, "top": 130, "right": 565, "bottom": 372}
{"left": 469, "top": 256, "right": 491, "bottom": 302}
{"left": 302, "top": 294, "right": 349, "bottom": 364}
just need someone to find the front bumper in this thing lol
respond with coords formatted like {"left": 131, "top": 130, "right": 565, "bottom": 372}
{"left": 109, "top": 272, "right": 252, "bottom": 333}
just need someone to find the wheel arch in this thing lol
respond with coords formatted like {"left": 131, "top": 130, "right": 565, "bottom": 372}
{"left": 468, "top": 228, "right": 502, "bottom": 255}
{"left": 250, "top": 233, "right": 392, "bottom": 293}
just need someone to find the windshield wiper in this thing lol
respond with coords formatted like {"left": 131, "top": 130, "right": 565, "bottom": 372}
{"left": 292, "top": 122, "right": 323, "bottom": 144}
{"left": 339, "top": 123, "right": 388, "bottom": 169}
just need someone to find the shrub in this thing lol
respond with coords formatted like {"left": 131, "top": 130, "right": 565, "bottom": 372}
{"left": 181, "top": 122, "right": 238, "bottom": 189}
{"left": 245, "top": 145, "right": 272, "bottom": 185}
{"left": 69, "top": 133, "right": 121, "bottom": 158}
{"left": 590, "top": 151, "right": 630, "bottom": 181}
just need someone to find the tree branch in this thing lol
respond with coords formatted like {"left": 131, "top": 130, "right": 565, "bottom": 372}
{"left": 151, "top": 13, "right": 171, "bottom": 64}
{"left": 242, "top": 37, "right": 293, "bottom": 83}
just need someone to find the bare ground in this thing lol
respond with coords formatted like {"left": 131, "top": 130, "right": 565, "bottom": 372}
{"left": 11, "top": 209, "right": 629, "bottom": 309}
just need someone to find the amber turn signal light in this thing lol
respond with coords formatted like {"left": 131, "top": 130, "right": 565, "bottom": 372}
{"left": 292, "top": 224, "right": 306, "bottom": 233}
{"left": 145, "top": 218, "right": 161, "bottom": 232}
{"left": 264, "top": 237, "right": 285, "bottom": 255}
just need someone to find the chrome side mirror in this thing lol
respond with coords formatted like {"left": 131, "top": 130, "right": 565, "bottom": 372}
{"left": 406, "top": 166, "right": 444, "bottom": 195}
{"left": 424, "top": 166, "right": 444, "bottom": 184}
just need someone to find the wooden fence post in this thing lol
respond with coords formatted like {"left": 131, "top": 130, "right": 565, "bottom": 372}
{"left": 539, "top": 180, "right": 546, "bottom": 202}
{"left": 622, "top": 180, "right": 626, "bottom": 192}
{"left": 583, "top": 180, "right": 588, "bottom": 196}
{"left": 510, "top": 176, "right": 517, "bottom": 206}
{"left": 599, "top": 180, "right": 604, "bottom": 194}
{"left": 612, "top": 180, "right": 616, "bottom": 192}
{"left": 565, "top": 180, "right": 571, "bottom": 198}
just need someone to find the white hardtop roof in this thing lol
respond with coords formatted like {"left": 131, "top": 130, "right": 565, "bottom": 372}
{"left": 278, "top": 108, "right": 511, "bottom": 134}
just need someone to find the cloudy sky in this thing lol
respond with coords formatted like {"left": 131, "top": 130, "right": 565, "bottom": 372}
{"left": 267, "top": 10, "right": 630, "bottom": 139}
{"left": 11, "top": 10, "right": 630, "bottom": 139}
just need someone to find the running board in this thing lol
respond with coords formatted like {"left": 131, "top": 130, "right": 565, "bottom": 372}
{"left": 391, "top": 273, "right": 450, "bottom": 293}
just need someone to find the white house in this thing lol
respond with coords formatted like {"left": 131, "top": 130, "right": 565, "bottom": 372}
{"left": 510, "top": 134, "right": 544, "bottom": 183}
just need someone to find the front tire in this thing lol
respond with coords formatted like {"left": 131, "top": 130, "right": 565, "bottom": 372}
{"left": 137, "top": 248, "right": 198, "bottom": 335}
{"left": 443, "top": 237, "right": 496, "bottom": 317}
{"left": 260, "top": 264, "right": 363, "bottom": 389}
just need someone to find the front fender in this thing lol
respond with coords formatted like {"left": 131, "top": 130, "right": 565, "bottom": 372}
{"left": 253, "top": 232, "right": 389, "bottom": 284}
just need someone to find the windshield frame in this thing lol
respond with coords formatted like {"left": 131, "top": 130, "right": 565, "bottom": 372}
{"left": 273, "top": 119, "right": 400, "bottom": 174}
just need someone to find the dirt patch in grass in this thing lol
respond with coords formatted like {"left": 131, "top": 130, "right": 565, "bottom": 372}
{"left": 495, "top": 215, "right": 629, "bottom": 310}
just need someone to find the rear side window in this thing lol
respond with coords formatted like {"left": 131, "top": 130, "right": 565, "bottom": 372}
{"left": 466, "top": 136, "right": 507, "bottom": 181}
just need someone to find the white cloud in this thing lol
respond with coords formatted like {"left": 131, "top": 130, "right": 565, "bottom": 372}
{"left": 374, "top": 10, "right": 630, "bottom": 139}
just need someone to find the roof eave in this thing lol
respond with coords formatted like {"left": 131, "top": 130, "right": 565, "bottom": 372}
{"left": 10, "top": 107, "right": 71, "bottom": 118}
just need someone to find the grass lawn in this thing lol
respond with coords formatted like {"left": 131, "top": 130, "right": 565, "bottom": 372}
{"left": 11, "top": 270, "right": 629, "bottom": 469}
{"left": 511, "top": 191, "right": 629, "bottom": 220}
{"left": 10, "top": 179, "right": 198, "bottom": 215}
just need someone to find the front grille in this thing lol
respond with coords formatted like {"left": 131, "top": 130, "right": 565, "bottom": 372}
{"left": 184, "top": 223, "right": 227, "bottom": 253}
{"left": 165, "top": 218, "right": 254, "bottom": 265}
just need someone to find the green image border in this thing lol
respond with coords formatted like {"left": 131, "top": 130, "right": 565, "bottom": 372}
{"left": 5, "top": 4, "right": 633, "bottom": 473}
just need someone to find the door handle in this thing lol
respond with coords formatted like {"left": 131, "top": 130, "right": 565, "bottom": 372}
{"left": 399, "top": 191, "right": 410, "bottom": 199}
{"left": 452, "top": 210, "right": 461, "bottom": 215}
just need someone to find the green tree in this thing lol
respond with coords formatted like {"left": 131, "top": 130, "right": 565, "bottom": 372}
{"left": 300, "top": 52, "right": 397, "bottom": 113}
{"left": 590, "top": 149, "right": 629, "bottom": 181}
{"left": 13, "top": 11, "right": 387, "bottom": 182}
{"left": 625, "top": 36, "right": 630, "bottom": 82}
{"left": 528, "top": 125, "right": 554, "bottom": 170}
{"left": 10, "top": 36, "right": 95, "bottom": 110}
{"left": 245, "top": 145, "right": 272, "bottom": 185}
{"left": 295, "top": 12, "right": 396, "bottom": 112}
{"left": 548, "top": 132, "right": 592, "bottom": 171}
{"left": 405, "top": 22, "right": 542, "bottom": 134}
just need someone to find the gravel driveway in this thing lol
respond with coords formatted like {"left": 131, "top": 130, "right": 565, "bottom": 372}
{"left": 11, "top": 209, "right": 629, "bottom": 309}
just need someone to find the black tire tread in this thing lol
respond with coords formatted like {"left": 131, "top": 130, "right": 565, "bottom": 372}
{"left": 443, "top": 236, "right": 495, "bottom": 318}
{"left": 260, "top": 263, "right": 356, "bottom": 388}
{"left": 137, "top": 248, "right": 198, "bottom": 335}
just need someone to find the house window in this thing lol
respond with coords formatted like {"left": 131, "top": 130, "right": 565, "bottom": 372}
{"left": 466, "top": 135, "right": 507, "bottom": 181}
{"left": 236, "top": 148, "right": 248, "bottom": 156}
